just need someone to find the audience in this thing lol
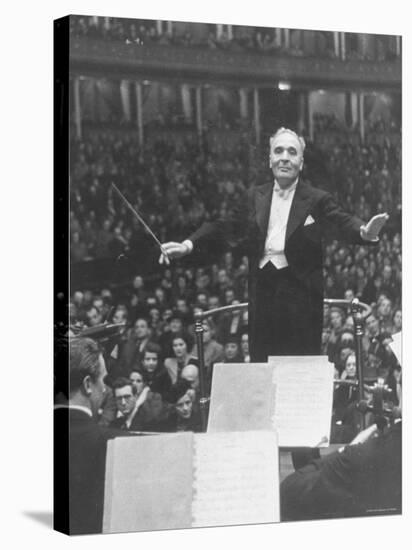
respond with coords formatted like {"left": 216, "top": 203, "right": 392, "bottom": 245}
{"left": 67, "top": 79, "right": 401, "bottom": 440}
{"left": 69, "top": 16, "right": 398, "bottom": 62}
{"left": 111, "top": 375, "right": 166, "bottom": 431}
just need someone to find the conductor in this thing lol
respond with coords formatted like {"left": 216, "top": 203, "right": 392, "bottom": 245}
{"left": 160, "top": 128, "right": 388, "bottom": 361}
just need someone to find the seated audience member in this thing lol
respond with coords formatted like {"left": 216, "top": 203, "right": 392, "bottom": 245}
{"left": 164, "top": 334, "right": 198, "bottom": 384}
{"left": 240, "top": 331, "right": 250, "bottom": 362}
{"left": 158, "top": 312, "right": 185, "bottom": 359}
{"left": 190, "top": 318, "right": 224, "bottom": 377}
{"left": 111, "top": 375, "right": 164, "bottom": 432}
{"left": 377, "top": 296, "right": 394, "bottom": 334}
{"left": 119, "top": 317, "right": 153, "bottom": 373}
{"left": 222, "top": 335, "right": 244, "bottom": 363}
{"left": 332, "top": 353, "right": 360, "bottom": 443}
{"left": 363, "top": 313, "right": 389, "bottom": 368}
{"left": 386, "top": 365, "right": 402, "bottom": 410}
{"left": 139, "top": 343, "right": 172, "bottom": 399}
{"left": 391, "top": 308, "right": 402, "bottom": 334}
{"left": 181, "top": 363, "right": 200, "bottom": 393}
{"left": 156, "top": 380, "right": 202, "bottom": 433}
{"left": 217, "top": 300, "right": 248, "bottom": 342}
{"left": 85, "top": 305, "right": 103, "bottom": 327}
{"left": 54, "top": 337, "right": 123, "bottom": 535}
{"left": 281, "top": 420, "right": 401, "bottom": 521}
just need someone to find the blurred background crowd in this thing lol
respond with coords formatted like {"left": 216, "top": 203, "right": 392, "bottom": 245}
{"left": 63, "top": 15, "right": 402, "bottom": 442}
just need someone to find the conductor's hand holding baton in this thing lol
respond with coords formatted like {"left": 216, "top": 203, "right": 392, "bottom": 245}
{"left": 159, "top": 240, "right": 193, "bottom": 265}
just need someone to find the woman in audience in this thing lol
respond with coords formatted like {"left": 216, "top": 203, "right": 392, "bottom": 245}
{"left": 164, "top": 334, "right": 198, "bottom": 384}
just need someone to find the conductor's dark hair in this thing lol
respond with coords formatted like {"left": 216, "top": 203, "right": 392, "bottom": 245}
{"left": 69, "top": 337, "right": 103, "bottom": 394}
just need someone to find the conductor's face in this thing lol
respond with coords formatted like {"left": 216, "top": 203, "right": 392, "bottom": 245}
{"left": 269, "top": 132, "right": 304, "bottom": 187}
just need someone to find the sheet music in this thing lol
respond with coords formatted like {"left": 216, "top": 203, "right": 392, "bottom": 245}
{"left": 389, "top": 331, "right": 402, "bottom": 366}
{"left": 269, "top": 356, "right": 334, "bottom": 447}
{"left": 192, "top": 431, "right": 280, "bottom": 527}
{"left": 103, "top": 434, "right": 193, "bottom": 533}
{"left": 207, "top": 363, "right": 276, "bottom": 432}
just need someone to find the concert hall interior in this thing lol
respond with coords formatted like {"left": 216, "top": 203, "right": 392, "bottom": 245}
{"left": 54, "top": 15, "right": 402, "bottom": 535}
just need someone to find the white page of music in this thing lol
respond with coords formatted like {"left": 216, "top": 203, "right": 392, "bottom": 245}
{"left": 269, "top": 356, "right": 334, "bottom": 447}
{"left": 191, "top": 430, "right": 280, "bottom": 527}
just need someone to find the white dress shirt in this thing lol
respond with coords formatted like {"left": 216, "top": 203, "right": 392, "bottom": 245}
{"left": 259, "top": 179, "right": 298, "bottom": 269}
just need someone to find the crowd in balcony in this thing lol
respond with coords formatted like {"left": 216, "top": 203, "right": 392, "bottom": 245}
{"left": 69, "top": 15, "right": 399, "bottom": 61}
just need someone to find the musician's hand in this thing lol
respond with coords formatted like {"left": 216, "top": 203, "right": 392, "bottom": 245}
{"left": 349, "top": 423, "right": 378, "bottom": 445}
{"left": 361, "top": 213, "right": 389, "bottom": 241}
{"left": 159, "top": 241, "right": 192, "bottom": 264}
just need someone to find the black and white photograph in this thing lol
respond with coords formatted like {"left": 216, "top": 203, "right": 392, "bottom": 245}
{"left": 53, "top": 10, "right": 403, "bottom": 536}
{"left": 3, "top": 1, "right": 410, "bottom": 548}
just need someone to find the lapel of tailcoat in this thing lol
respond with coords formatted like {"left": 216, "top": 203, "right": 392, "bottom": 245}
{"left": 285, "top": 180, "right": 314, "bottom": 243}
{"left": 255, "top": 182, "right": 274, "bottom": 238}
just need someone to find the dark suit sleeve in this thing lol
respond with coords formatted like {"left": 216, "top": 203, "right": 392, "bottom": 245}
{"left": 317, "top": 192, "right": 365, "bottom": 245}
{"left": 281, "top": 423, "right": 402, "bottom": 521}
{"left": 280, "top": 448, "right": 355, "bottom": 521}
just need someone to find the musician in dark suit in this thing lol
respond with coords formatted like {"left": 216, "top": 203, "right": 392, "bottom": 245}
{"left": 280, "top": 421, "right": 402, "bottom": 521}
{"left": 160, "top": 128, "right": 388, "bottom": 361}
{"left": 54, "top": 337, "right": 121, "bottom": 535}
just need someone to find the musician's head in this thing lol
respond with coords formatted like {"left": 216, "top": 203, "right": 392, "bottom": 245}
{"left": 269, "top": 128, "right": 305, "bottom": 188}
{"left": 68, "top": 337, "right": 107, "bottom": 416}
{"left": 181, "top": 363, "right": 200, "bottom": 391}
{"left": 113, "top": 307, "right": 128, "bottom": 325}
{"left": 113, "top": 377, "right": 137, "bottom": 416}
{"left": 86, "top": 305, "right": 102, "bottom": 327}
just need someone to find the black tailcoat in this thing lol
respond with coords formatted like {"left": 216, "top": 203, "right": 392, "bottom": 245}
{"left": 189, "top": 180, "right": 365, "bottom": 360}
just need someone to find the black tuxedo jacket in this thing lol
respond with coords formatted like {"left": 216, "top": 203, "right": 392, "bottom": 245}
{"left": 280, "top": 421, "right": 402, "bottom": 521}
{"left": 189, "top": 180, "right": 365, "bottom": 356}
{"left": 54, "top": 407, "right": 124, "bottom": 535}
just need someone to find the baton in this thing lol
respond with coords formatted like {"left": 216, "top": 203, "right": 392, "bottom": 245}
{"left": 111, "top": 183, "right": 170, "bottom": 264}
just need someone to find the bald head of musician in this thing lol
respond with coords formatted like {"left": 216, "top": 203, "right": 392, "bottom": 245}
{"left": 181, "top": 363, "right": 200, "bottom": 391}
